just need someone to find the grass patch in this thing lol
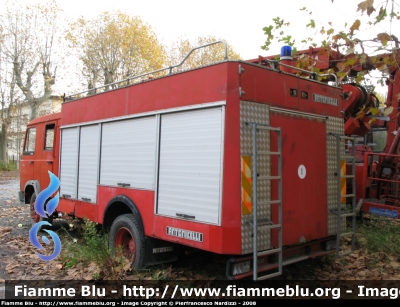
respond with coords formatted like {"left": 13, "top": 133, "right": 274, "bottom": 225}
{"left": 59, "top": 220, "right": 182, "bottom": 281}
{"left": 0, "top": 161, "right": 18, "bottom": 171}
{"left": 356, "top": 216, "right": 400, "bottom": 256}
{"left": 60, "top": 219, "right": 111, "bottom": 269}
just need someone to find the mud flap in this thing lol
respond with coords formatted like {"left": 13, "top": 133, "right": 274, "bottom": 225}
{"left": 143, "top": 237, "right": 179, "bottom": 266}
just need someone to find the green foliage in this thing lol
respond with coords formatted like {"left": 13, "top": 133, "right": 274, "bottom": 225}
{"left": 261, "top": 0, "right": 400, "bottom": 83}
{"left": 281, "top": 35, "right": 294, "bottom": 46}
{"left": 375, "top": 7, "right": 388, "bottom": 23}
{"left": 306, "top": 19, "right": 316, "bottom": 29}
{"left": 372, "top": 130, "right": 387, "bottom": 151}
{"left": 261, "top": 25, "right": 274, "bottom": 50}
{"left": 61, "top": 219, "right": 110, "bottom": 268}
{"left": 0, "top": 161, "right": 18, "bottom": 171}
{"left": 357, "top": 217, "right": 400, "bottom": 256}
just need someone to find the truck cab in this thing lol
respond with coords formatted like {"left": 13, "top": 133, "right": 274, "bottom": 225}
{"left": 19, "top": 113, "right": 61, "bottom": 222}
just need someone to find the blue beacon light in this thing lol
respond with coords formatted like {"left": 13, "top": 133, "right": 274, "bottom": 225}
{"left": 280, "top": 45, "right": 293, "bottom": 60}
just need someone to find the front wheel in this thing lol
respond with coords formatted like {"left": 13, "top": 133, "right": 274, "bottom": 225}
{"left": 109, "top": 214, "right": 145, "bottom": 269}
{"left": 29, "top": 192, "right": 53, "bottom": 227}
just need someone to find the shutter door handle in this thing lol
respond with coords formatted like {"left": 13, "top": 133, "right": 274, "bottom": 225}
{"left": 176, "top": 213, "right": 195, "bottom": 219}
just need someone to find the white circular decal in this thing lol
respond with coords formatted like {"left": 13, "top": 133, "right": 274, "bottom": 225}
{"left": 298, "top": 165, "right": 306, "bottom": 179}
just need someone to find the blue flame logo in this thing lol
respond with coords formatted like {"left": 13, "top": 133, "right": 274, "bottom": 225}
{"left": 28, "top": 171, "right": 62, "bottom": 261}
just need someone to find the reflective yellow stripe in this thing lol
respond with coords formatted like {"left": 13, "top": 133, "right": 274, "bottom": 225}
{"left": 241, "top": 156, "right": 252, "bottom": 214}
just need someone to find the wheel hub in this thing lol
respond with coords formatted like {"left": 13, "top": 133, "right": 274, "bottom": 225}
{"left": 115, "top": 227, "right": 136, "bottom": 262}
{"left": 31, "top": 200, "right": 40, "bottom": 223}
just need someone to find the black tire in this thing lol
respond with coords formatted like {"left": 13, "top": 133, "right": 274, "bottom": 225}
{"left": 29, "top": 192, "right": 53, "bottom": 229}
{"left": 109, "top": 213, "right": 145, "bottom": 269}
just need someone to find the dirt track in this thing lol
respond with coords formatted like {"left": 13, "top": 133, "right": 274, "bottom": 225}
{"left": 0, "top": 175, "right": 30, "bottom": 298}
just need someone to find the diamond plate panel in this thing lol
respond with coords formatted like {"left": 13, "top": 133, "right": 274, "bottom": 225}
{"left": 240, "top": 101, "right": 271, "bottom": 254}
{"left": 326, "top": 116, "right": 347, "bottom": 235}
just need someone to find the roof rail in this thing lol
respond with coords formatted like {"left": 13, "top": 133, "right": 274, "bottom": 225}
{"left": 64, "top": 40, "right": 228, "bottom": 101}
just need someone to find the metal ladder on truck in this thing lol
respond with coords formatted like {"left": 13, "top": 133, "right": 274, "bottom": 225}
{"left": 247, "top": 123, "right": 283, "bottom": 281}
{"left": 330, "top": 133, "right": 356, "bottom": 257}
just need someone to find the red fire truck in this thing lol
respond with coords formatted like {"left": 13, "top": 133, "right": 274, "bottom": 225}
{"left": 18, "top": 41, "right": 399, "bottom": 280}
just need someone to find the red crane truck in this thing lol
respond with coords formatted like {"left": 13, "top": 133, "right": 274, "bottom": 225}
{"left": 20, "top": 41, "right": 396, "bottom": 281}
{"left": 258, "top": 46, "right": 400, "bottom": 221}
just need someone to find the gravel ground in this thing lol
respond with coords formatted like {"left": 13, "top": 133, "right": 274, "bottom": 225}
{"left": 0, "top": 171, "right": 29, "bottom": 298}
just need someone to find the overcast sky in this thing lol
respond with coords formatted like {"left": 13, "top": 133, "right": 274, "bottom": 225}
{"left": 55, "top": 0, "right": 360, "bottom": 59}
{"left": 1, "top": 0, "right": 394, "bottom": 94}
{"left": 5, "top": 0, "right": 365, "bottom": 59}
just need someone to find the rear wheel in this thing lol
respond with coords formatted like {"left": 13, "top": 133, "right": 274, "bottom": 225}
{"left": 109, "top": 214, "right": 145, "bottom": 269}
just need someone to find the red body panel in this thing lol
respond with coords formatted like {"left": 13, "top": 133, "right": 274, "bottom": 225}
{"left": 355, "top": 164, "right": 367, "bottom": 202}
{"left": 61, "top": 64, "right": 236, "bottom": 126}
{"left": 57, "top": 198, "right": 75, "bottom": 215}
{"left": 270, "top": 113, "right": 328, "bottom": 245}
{"left": 239, "top": 63, "right": 343, "bottom": 117}
{"left": 20, "top": 113, "right": 61, "bottom": 194}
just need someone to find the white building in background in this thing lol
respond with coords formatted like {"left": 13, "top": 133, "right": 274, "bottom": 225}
{"left": 4, "top": 96, "right": 62, "bottom": 164}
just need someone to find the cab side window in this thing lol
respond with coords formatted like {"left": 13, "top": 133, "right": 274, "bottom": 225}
{"left": 45, "top": 124, "right": 55, "bottom": 150}
{"left": 24, "top": 127, "right": 36, "bottom": 155}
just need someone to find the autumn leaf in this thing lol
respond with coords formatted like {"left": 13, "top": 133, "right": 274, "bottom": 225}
{"left": 337, "top": 62, "right": 347, "bottom": 72}
{"left": 306, "top": 19, "right": 315, "bottom": 28}
{"left": 345, "top": 58, "right": 356, "bottom": 66}
{"left": 383, "top": 57, "right": 394, "bottom": 66}
{"left": 376, "top": 63, "right": 388, "bottom": 71}
{"left": 337, "top": 71, "right": 349, "bottom": 81}
{"left": 367, "top": 6, "right": 376, "bottom": 16}
{"left": 359, "top": 54, "right": 367, "bottom": 64}
{"left": 377, "top": 33, "right": 391, "bottom": 46}
{"left": 357, "top": 0, "right": 374, "bottom": 14}
{"left": 0, "top": 227, "right": 11, "bottom": 233}
{"left": 376, "top": 6, "right": 387, "bottom": 23}
{"left": 332, "top": 34, "right": 343, "bottom": 42}
{"left": 6, "top": 264, "right": 20, "bottom": 271}
{"left": 345, "top": 47, "right": 355, "bottom": 55}
{"left": 350, "top": 19, "right": 361, "bottom": 35}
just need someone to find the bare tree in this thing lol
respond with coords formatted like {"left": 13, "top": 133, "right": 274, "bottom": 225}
{"left": 1, "top": 0, "right": 61, "bottom": 121}
{"left": 0, "top": 31, "right": 22, "bottom": 166}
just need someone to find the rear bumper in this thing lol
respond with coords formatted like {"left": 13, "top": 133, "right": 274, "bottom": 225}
{"left": 18, "top": 191, "right": 25, "bottom": 205}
